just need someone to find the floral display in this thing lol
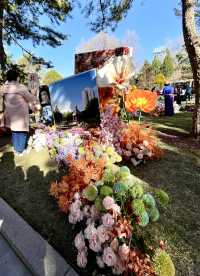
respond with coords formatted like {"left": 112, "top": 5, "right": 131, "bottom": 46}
{"left": 125, "top": 89, "right": 157, "bottom": 113}
{"left": 50, "top": 142, "right": 123, "bottom": 213}
{"left": 150, "top": 102, "right": 165, "bottom": 117}
{"left": 100, "top": 107, "right": 163, "bottom": 166}
{"left": 120, "top": 122, "right": 163, "bottom": 166}
{"left": 53, "top": 157, "right": 175, "bottom": 275}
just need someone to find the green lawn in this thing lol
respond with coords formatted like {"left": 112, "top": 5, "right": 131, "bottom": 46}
{"left": 0, "top": 112, "right": 199, "bottom": 276}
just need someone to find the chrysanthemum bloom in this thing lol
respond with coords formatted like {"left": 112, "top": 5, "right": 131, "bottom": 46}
{"left": 125, "top": 89, "right": 157, "bottom": 113}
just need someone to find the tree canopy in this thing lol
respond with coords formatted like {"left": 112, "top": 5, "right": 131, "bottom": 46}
{"left": 0, "top": 0, "right": 135, "bottom": 74}
{"left": 42, "top": 69, "right": 63, "bottom": 85}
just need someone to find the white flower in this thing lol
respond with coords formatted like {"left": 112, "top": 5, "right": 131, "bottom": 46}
{"left": 102, "top": 247, "right": 117, "bottom": 267}
{"left": 74, "top": 231, "right": 85, "bottom": 251}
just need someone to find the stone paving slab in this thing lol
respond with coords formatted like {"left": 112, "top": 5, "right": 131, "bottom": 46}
{"left": 0, "top": 198, "right": 79, "bottom": 276}
{"left": 0, "top": 234, "right": 32, "bottom": 276}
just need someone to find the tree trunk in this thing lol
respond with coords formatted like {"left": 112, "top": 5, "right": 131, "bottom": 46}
{"left": 182, "top": 0, "right": 200, "bottom": 137}
{"left": 0, "top": 4, "right": 6, "bottom": 79}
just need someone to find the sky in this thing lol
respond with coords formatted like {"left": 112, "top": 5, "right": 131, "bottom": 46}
{"left": 8, "top": 0, "right": 182, "bottom": 78}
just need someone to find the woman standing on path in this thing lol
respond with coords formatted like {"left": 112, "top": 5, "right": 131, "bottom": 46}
{"left": 2, "top": 69, "right": 38, "bottom": 155}
{"left": 163, "top": 83, "right": 174, "bottom": 116}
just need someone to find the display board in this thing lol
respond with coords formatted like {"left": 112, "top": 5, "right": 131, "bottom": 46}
{"left": 49, "top": 69, "right": 99, "bottom": 124}
{"left": 75, "top": 47, "right": 133, "bottom": 113}
{"left": 75, "top": 47, "right": 132, "bottom": 74}
{"left": 28, "top": 73, "right": 40, "bottom": 94}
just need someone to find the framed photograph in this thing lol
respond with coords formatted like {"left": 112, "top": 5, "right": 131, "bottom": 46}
{"left": 49, "top": 69, "right": 100, "bottom": 124}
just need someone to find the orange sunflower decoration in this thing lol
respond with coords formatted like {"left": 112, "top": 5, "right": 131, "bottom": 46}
{"left": 125, "top": 89, "right": 157, "bottom": 113}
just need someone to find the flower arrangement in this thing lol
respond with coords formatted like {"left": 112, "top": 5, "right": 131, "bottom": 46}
{"left": 120, "top": 122, "right": 163, "bottom": 166}
{"left": 50, "top": 142, "right": 123, "bottom": 213}
{"left": 100, "top": 108, "right": 163, "bottom": 166}
{"left": 65, "top": 163, "right": 174, "bottom": 275}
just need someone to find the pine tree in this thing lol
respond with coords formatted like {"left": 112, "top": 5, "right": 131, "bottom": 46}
{"left": 0, "top": 0, "right": 135, "bottom": 77}
{"left": 138, "top": 60, "right": 154, "bottom": 89}
{"left": 151, "top": 57, "right": 162, "bottom": 76}
{"left": 161, "top": 49, "right": 174, "bottom": 79}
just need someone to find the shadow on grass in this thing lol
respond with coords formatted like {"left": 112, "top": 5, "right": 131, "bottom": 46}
{"left": 0, "top": 151, "right": 89, "bottom": 276}
{"left": 132, "top": 146, "right": 200, "bottom": 276}
{"left": 145, "top": 112, "right": 193, "bottom": 137}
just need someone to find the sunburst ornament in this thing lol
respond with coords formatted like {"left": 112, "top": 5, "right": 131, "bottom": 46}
{"left": 97, "top": 55, "right": 134, "bottom": 90}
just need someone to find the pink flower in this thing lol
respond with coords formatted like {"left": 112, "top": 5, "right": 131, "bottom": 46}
{"left": 86, "top": 218, "right": 93, "bottom": 225}
{"left": 84, "top": 223, "right": 97, "bottom": 240}
{"left": 89, "top": 234, "right": 102, "bottom": 252}
{"left": 74, "top": 231, "right": 85, "bottom": 251}
{"left": 83, "top": 205, "right": 90, "bottom": 218}
{"left": 68, "top": 209, "right": 83, "bottom": 224}
{"left": 137, "top": 153, "right": 144, "bottom": 160}
{"left": 124, "top": 150, "right": 132, "bottom": 157}
{"left": 90, "top": 205, "right": 99, "bottom": 220}
{"left": 77, "top": 250, "right": 87, "bottom": 268}
{"left": 69, "top": 200, "right": 82, "bottom": 214}
{"left": 112, "top": 258, "right": 125, "bottom": 275}
{"left": 102, "top": 247, "right": 117, "bottom": 267}
{"left": 97, "top": 225, "right": 109, "bottom": 243}
{"left": 118, "top": 244, "right": 130, "bottom": 261}
{"left": 74, "top": 192, "right": 80, "bottom": 200}
{"left": 102, "top": 213, "right": 115, "bottom": 228}
{"left": 96, "top": 256, "right": 105, "bottom": 268}
{"left": 126, "top": 143, "right": 132, "bottom": 151}
{"left": 103, "top": 196, "right": 115, "bottom": 210}
{"left": 111, "top": 204, "right": 121, "bottom": 214}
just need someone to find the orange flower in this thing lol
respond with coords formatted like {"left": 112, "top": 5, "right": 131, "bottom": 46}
{"left": 125, "top": 89, "right": 157, "bottom": 113}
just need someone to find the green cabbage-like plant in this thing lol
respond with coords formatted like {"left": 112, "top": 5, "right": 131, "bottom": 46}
{"left": 83, "top": 184, "right": 98, "bottom": 201}
{"left": 95, "top": 196, "right": 104, "bottom": 211}
{"left": 153, "top": 249, "right": 175, "bottom": 276}
{"left": 131, "top": 199, "right": 146, "bottom": 216}
{"left": 139, "top": 211, "right": 149, "bottom": 227}
{"left": 129, "top": 184, "right": 144, "bottom": 198}
{"left": 143, "top": 193, "right": 156, "bottom": 208}
{"left": 148, "top": 206, "right": 160, "bottom": 222}
{"left": 100, "top": 185, "right": 113, "bottom": 197}
{"left": 155, "top": 190, "right": 169, "bottom": 207}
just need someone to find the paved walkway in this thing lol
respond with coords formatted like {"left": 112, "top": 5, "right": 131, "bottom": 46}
{"left": 0, "top": 234, "right": 32, "bottom": 276}
{"left": 0, "top": 198, "right": 78, "bottom": 276}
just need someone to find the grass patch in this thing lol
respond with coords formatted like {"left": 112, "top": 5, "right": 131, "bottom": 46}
{"left": 0, "top": 112, "right": 199, "bottom": 275}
